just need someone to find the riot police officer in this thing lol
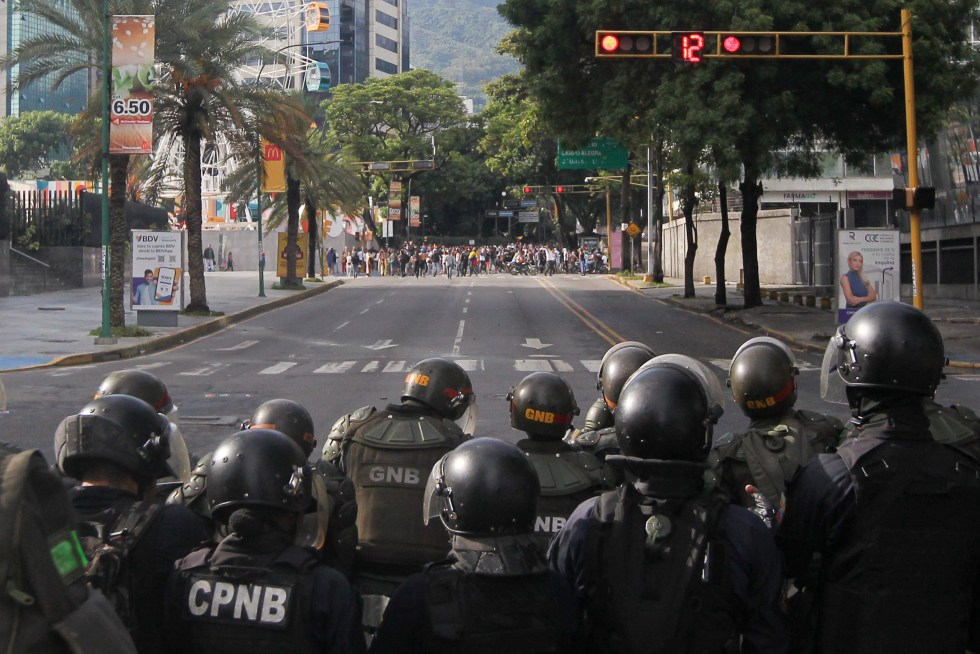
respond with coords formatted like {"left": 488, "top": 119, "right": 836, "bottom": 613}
{"left": 508, "top": 371, "right": 614, "bottom": 548}
{"left": 94, "top": 369, "right": 191, "bottom": 483}
{"left": 168, "top": 429, "right": 364, "bottom": 654}
{"left": 549, "top": 355, "right": 788, "bottom": 654}
{"left": 169, "top": 399, "right": 359, "bottom": 578}
{"left": 322, "top": 358, "right": 475, "bottom": 595}
{"left": 778, "top": 302, "right": 980, "bottom": 654}
{"left": 54, "top": 395, "right": 206, "bottom": 654}
{"left": 711, "top": 336, "right": 843, "bottom": 509}
{"left": 565, "top": 341, "right": 654, "bottom": 461}
{"left": 369, "top": 437, "right": 580, "bottom": 654}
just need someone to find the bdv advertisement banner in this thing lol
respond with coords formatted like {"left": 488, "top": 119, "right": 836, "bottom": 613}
{"left": 837, "top": 229, "right": 899, "bottom": 324}
{"left": 110, "top": 15, "right": 155, "bottom": 155}
{"left": 131, "top": 230, "right": 184, "bottom": 311}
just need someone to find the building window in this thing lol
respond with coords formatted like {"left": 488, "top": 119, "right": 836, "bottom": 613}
{"left": 376, "top": 10, "right": 398, "bottom": 29}
{"left": 381, "top": 0, "right": 398, "bottom": 6}
{"left": 376, "top": 34, "right": 398, "bottom": 53}
{"left": 375, "top": 58, "right": 399, "bottom": 74}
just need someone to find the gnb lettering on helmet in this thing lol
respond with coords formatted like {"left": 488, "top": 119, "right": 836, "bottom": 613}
{"left": 185, "top": 575, "right": 293, "bottom": 628}
{"left": 406, "top": 373, "right": 430, "bottom": 387}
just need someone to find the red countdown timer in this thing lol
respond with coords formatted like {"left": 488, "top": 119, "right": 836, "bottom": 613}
{"left": 672, "top": 32, "right": 705, "bottom": 63}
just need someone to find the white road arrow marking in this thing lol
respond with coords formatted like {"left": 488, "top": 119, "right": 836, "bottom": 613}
{"left": 521, "top": 338, "right": 552, "bottom": 350}
{"left": 364, "top": 339, "right": 398, "bottom": 350}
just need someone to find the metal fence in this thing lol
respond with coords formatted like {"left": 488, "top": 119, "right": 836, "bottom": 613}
{"left": 3, "top": 190, "right": 89, "bottom": 248}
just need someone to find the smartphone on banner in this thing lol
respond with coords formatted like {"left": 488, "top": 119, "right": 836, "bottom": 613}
{"left": 154, "top": 267, "right": 176, "bottom": 303}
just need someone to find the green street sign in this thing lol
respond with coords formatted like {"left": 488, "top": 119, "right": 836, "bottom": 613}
{"left": 557, "top": 138, "right": 629, "bottom": 170}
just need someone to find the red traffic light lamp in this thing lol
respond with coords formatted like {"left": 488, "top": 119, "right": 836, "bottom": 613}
{"left": 719, "top": 33, "right": 776, "bottom": 55}
{"left": 523, "top": 186, "right": 532, "bottom": 194}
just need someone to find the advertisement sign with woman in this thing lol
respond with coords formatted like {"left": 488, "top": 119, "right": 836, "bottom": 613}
{"left": 837, "top": 229, "right": 899, "bottom": 324}
{"left": 131, "top": 230, "right": 184, "bottom": 311}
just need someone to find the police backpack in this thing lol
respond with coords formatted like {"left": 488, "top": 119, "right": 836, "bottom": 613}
{"left": 0, "top": 447, "right": 136, "bottom": 654}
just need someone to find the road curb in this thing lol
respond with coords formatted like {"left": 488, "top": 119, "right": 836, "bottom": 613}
{"left": 31, "top": 279, "right": 343, "bottom": 370}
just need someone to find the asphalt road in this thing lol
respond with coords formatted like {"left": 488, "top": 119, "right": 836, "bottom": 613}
{"left": 1, "top": 273, "right": 974, "bottom": 461}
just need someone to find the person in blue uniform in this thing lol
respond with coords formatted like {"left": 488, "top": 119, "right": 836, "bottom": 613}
{"left": 167, "top": 428, "right": 363, "bottom": 654}
{"left": 548, "top": 354, "right": 788, "bottom": 654}
{"left": 369, "top": 438, "right": 582, "bottom": 654}
{"left": 778, "top": 301, "right": 980, "bottom": 654}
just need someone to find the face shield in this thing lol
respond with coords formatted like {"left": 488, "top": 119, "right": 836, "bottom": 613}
{"left": 454, "top": 395, "right": 478, "bottom": 436}
{"left": 163, "top": 422, "right": 192, "bottom": 481}
{"left": 295, "top": 470, "right": 332, "bottom": 551}
{"left": 422, "top": 454, "right": 453, "bottom": 528}
{"left": 820, "top": 327, "right": 851, "bottom": 405}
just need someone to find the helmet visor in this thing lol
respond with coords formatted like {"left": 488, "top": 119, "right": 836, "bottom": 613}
{"left": 165, "top": 423, "right": 192, "bottom": 482}
{"left": 422, "top": 454, "right": 450, "bottom": 527}
{"left": 295, "top": 471, "right": 331, "bottom": 551}
{"left": 819, "top": 328, "right": 849, "bottom": 404}
{"left": 455, "top": 397, "right": 478, "bottom": 436}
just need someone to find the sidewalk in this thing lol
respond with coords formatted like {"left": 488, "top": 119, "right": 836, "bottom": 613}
{"left": 0, "top": 272, "right": 342, "bottom": 371}
{"left": 615, "top": 276, "right": 980, "bottom": 368}
{"left": 0, "top": 271, "right": 976, "bottom": 372}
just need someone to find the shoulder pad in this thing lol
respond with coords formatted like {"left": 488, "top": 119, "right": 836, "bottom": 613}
{"left": 711, "top": 431, "right": 746, "bottom": 460}
{"left": 323, "top": 406, "right": 377, "bottom": 460}
{"left": 166, "top": 457, "right": 209, "bottom": 514}
{"left": 796, "top": 409, "right": 846, "bottom": 431}
{"left": 353, "top": 414, "right": 460, "bottom": 448}
{"left": 525, "top": 451, "right": 600, "bottom": 495}
{"left": 568, "top": 429, "right": 600, "bottom": 448}
{"left": 951, "top": 404, "right": 980, "bottom": 426}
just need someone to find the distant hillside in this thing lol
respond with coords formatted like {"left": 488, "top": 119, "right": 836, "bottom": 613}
{"left": 408, "top": 0, "right": 519, "bottom": 108}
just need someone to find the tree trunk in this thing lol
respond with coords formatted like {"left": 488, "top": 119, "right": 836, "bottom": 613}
{"left": 714, "top": 179, "right": 730, "bottom": 306}
{"left": 108, "top": 154, "right": 128, "bottom": 327}
{"left": 682, "top": 161, "right": 698, "bottom": 298}
{"left": 284, "top": 175, "right": 302, "bottom": 285}
{"left": 306, "top": 194, "right": 318, "bottom": 278}
{"left": 739, "top": 172, "right": 764, "bottom": 308}
{"left": 184, "top": 131, "right": 209, "bottom": 313}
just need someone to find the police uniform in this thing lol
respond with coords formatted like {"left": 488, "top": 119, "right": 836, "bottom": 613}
{"left": 840, "top": 397, "right": 980, "bottom": 458}
{"left": 169, "top": 530, "right": 364, "bottom": 654}
{"left": 549, "top": 485, "right": 788, "bottom": 654}
{"left": 711, "top": 408, "right": 843, "bottom": 508}
{"left": 777, "top": 402, "right": 980, "bottom": 654}
{"left": 515, "top": 438, "right": 613, "bottom": 550}
{"left": 324, "top": 402, "right": 470, "bottom": 573}
{"left": 71, "top": 486, "right": 207, "bottom": 654}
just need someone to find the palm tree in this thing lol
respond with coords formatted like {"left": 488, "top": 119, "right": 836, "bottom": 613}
{"left": 148, "top": 0, "right": 277, "bottom": 312}
{"left": 224, "top": 93, "right": 365, "bottom": 284}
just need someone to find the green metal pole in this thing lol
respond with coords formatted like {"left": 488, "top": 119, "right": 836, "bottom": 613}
{"left": 98, "top": 0, "right": 114, "bottom": 342}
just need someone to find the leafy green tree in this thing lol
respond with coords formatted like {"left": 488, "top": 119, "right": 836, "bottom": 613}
{"left": 499, "top": 0, "right": 979, "bottom": 306}
{"left": 0, "top": 111, "right": 75, "bottom": 178}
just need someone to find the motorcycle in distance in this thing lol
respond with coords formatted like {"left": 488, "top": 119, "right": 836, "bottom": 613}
{"left": 508, "top": 260, "right": 538, "bottom": 276}
{"left": 583, "top": 259, "right": 609, "bottom": 275}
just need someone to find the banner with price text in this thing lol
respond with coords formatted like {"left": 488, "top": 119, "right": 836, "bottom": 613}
{"left": 110, "top": 16, "right": 155, "bottom": 154}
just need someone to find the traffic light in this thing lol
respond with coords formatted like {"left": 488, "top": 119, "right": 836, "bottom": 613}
{"left": 555, "top": 186, "right": 566, "bottom": 193}
{"left": 671, "top": 32, "right": 705, "bottom": 63}
{"left": 596, "top": 31, "right": 655, "bottom": 57}
{"left": 719, "top": 33, "right": 777, "bottom": 56}
{"left": 523, "top": 186, "right": 532, "bottom": 194}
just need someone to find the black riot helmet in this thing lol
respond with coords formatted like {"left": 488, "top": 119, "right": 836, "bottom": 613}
{"left": 207, "top": 429, "right": 312, "bottom": 523}
{"left": 597, "top": 341, "right": 656, "bottom": 409}
{"left": 423, "top": 438, "right": 539, "bottom": 536}
{"left": 54, "top": 394, "right": 174, "bottom": 482}
{"left": 247, "top": 399, "right": 316, "bottom": 456}
{"left": 95, "top": 369, "right": 174, "bottom": 414}
{"left": 507, "top": 371, "right": 579, "bottom": 440}
{"left": 821, "top": 301, "right": 944, "bottom": 399}
{"left": 403, "top": 358, "right": 476, "bottom": 422}
{"left": 615, "top": 355, "right": 725, "bottom": 463}
{"left": 729, "top": 337, "right": 799, "bottom": 419}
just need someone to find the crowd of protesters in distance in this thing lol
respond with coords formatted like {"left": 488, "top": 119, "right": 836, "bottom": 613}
{"left": 323, "top": 241, "right": 609, "bottom": 278}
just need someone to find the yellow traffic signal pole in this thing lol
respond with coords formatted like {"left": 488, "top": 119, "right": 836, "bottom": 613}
{"left": 597, "top": 10, "right": 927, "bottom": 307}
{"left": 901, "top": 9, "right": 923, "bottom": 309}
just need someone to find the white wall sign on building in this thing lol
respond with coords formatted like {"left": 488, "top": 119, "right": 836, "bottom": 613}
{"left": 131, "top": 230, "right": 184, "bottom": 312}
{"left": 836, "top": 228, "right": 900, "bottom": 324}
